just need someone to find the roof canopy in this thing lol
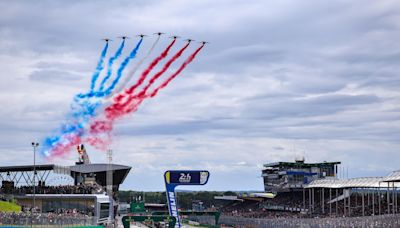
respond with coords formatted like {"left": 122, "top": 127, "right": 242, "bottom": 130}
{"left": 382, "top": 170, "right": 400, "bottom": 182}
{"left": 0, "top": 163, "right": 131, "bottom": 189}
{"left": 69, "top": 163, "right": 130, "bottom": 173}
{"left": 264, "top": 161, "right": 341, "bottom": 169}
{"left": 306, "top": 176, "right": 400, "bottom": 189}
{"left": 69, "top": 163, "right": 131, "bottom": 188}
{"left": 0, "top": 164, "right": 56, "bottom": 172}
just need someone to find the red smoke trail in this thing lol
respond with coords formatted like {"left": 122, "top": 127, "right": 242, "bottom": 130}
{"left": 149, "top": 44, "right": 205, "bottom": 98}
{"left": 88, "top": 44, "right": 204, "bottom": 149}
{"left": 107, "top": 42, "right": 190, "bottom": 120}
{"left": 115, "top": 39, "right": 176, "bottom": 104}
{"left": 122, "top": 44, "right": 204, "bottom": 114}
{"left": 136, "top": 42, "right": 191, "bottom": 97}
{"left": 85, "top": 136, "right": 110, "bottom": 151}
{"left": 48, "top": 134, "right": 81, "bottom": 158}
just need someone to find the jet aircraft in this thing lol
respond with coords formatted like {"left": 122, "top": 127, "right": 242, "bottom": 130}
{"left": 118, "top": 36, "right": 130, "bottom": 40}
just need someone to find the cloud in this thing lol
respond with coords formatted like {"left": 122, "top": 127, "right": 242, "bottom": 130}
{"left": 29, "top": 69, "right": 83, "bottom": 82}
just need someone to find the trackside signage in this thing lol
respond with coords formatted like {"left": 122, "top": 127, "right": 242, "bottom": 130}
{"left": 164, "top": 170, "right": 210, "bottom": 228}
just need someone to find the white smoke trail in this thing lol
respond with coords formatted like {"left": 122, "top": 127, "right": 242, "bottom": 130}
{"left": 108, "top": 35, "right": 161, "bottom": 99}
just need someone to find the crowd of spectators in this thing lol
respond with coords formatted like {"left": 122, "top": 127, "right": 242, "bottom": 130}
{"left": 221, "top": 202, "right": 297, "bottom": 220}
{"left": 220, "top": 192, "right": 305, "bottom": 219}
{"left": 0, "top": 183, "right": 104, "bottom": 195}
{"left": 219, "top": 190, "right": 400, "bottom": 220}
{"left": 203, "top": 191, "right": 400, "bottom": 227}
{"left": 0, "top": 211, "right": 94, "bottom": 226}
{"left": 263, "top": 192, "right": 304, "bottom": 208}
{"left": 219, "top": 214, "right": 400, "bottom": 228}
{"left": 305, "top": 189, "right": 399, "bottom": 218}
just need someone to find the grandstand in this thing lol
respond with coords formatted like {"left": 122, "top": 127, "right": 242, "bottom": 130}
{"left": 0, "top": 145, "right": 131, "bottom": 226}
{"left": 204, "top": 159, "right": 400, "bottom": 227}
{"left": 304, "top": 171, "right": 400, "bottom": 217}
{"left": 203, "top": 162, "right": 399, "bottom": 228}
{"left": 0, "top": 164, "right": 130, "bottom": 190}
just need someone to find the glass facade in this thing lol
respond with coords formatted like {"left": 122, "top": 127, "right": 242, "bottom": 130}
{"left": 99, "top": 203, "right": 109, "bottom": 219}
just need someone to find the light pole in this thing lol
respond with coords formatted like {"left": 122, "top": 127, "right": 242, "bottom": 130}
{"left": 31, "top": 142, "right": 39, "bottom": 214}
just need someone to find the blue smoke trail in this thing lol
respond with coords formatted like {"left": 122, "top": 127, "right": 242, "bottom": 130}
{"left": 98, "top": 40, "right": 125, "bottom": 91}
{"left": 76, "top": 38, "right": 143, "bottom": 99}
{"left": 101, "top": 38, "right": 143, "bottom": 96}
{"left": 41, "top": 39, "right": 143, "bottom": 157}
{"left": 42, "top": 42, "right": 108, "bottom": 156}
{"left": 89, "top": 43, "right": 109, "bottom": 93}
{"left": 111, "top": 35, "right": 160, "bottom": 97}
{"left": 41, "top": 97, "right": 102, "bottom": 157}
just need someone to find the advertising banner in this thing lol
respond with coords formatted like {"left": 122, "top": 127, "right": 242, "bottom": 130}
{"left": 164, "top": 170, "right": 210, "bottom": 228}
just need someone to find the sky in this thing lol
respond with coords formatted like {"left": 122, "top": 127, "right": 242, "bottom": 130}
{"left": 0, "top": 0, "right": 399, "bottom": 191}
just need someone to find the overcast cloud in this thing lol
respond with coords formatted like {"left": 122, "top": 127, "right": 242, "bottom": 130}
{"left": 0, "top": 0, "right": 399, "bottom": 190}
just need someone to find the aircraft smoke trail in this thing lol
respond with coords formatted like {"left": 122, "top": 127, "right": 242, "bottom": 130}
{"left": 121, "top": 44, "right": 204, "bottom": 114}
{"left": 100, "top": 38, "right": 143, "bottom": 96}
{"left": 46, "top": 134, "right": 82, "bottom": 158}
{"left": 149, "top": 44, "right": 205, "bottom": 98}
{"left": 98, "top": 40, "right": 125, "bottom": 91}
{"left": 41, "top": 39, "right": 143, "bottom": 158}
{"left": 76, "top": 38, "right": 143, "bottom": 99}
{"left": 41, "top": 99, "right": 101, "bottom": 157}
{"left": 89, "top": 43, "right": 109, "bottom": 93}
{"left": 87, "top": 44, "right": 204, "bottom": 149}
{"left": 41, "top": 42, "right": 110, "bottom": 157}
{"left": 110, "top": 35, "right": 161, "bottom": 98}
{"left": 110, "top": 41, "right": 189, "bottom": 118}
{"left": 122, "top": 38, "right": 177, "bottom": 97}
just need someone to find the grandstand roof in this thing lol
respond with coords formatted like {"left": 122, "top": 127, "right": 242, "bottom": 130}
{"left": 69, "top": 163, "right": 130, "bottom": 173}
{"left": 0, "top": 163, "right": 131, "bottom": 189}
{"left": 306, "top": 177, "right": 400, "bottom": 189}
{"left": 382, "top": 170, "right": 400, "bottom": 182}
{"left": 16, "top": 194, "right": 108, "bottom": 199}
{"left": 69, "top": 163, "right": 131, "bottom": 188}
{"left": 0, "top": 164, "right": 56, "bottom": 172}
{"left": 214, "top": 196, "right": 243, "bottom": 201}
{"left": 264, "top": 161, "right": 340, "bottom": 168}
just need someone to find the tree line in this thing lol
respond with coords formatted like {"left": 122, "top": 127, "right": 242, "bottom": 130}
{"left": 117, "top": 191, "right": 237, "bottom": 210}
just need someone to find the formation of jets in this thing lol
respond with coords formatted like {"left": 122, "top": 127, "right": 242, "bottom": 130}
{"left": 102, "top": 33, "right": 208, "bottom": 44}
